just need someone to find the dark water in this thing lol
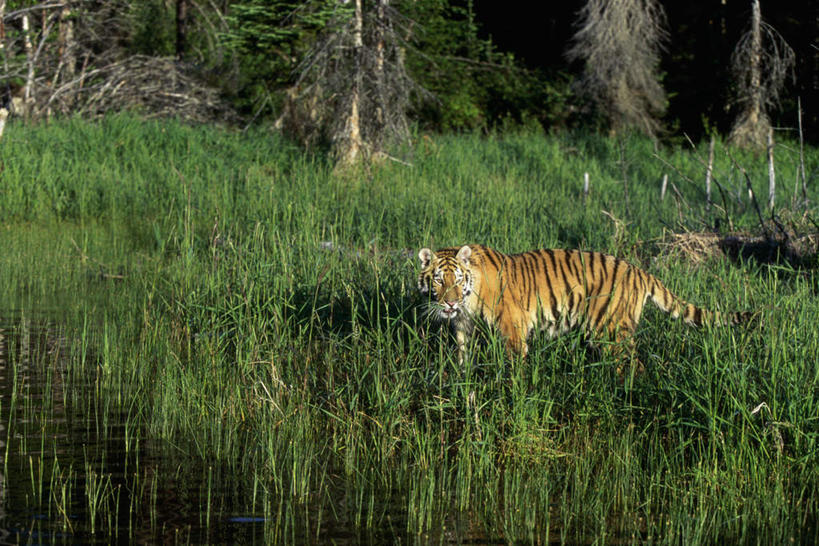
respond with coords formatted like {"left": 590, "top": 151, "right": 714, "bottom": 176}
{"left": 0, "top": 312, "right": 502, "bottom": 545}
{"left": 0, "top": 312, "right": 267, "bottom": 544}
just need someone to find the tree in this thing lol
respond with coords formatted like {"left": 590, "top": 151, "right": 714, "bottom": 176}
{"left": 565, "top": 0, "right": 668, "bottom": 137}
{"left": 405, "top": 0, "right": 565, "bottom": 132}
{"left": 283, "top": 0, "right": 417, "bottom": 167}
{"left": 220, "top": 1, "right": 336, "bottom": 117}
{"left": 0, "top": 1, "right": 233, "bottom": 121}
{"left": 176, "top": 0, "right": 188, "bottom": 58}
{"left": 727, "top": 0, "right": 795, "bottom": 150}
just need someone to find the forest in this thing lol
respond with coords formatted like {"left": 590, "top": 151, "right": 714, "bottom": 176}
{"left": 0, "top": 0, "right": 816, "bottom": 148}
{"left": 1, "top": 1, "right": 818, "bottom": 543}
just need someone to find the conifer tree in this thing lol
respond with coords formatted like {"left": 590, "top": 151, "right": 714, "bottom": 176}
{"left": 566, "top": 0, "right": 668, "bottom": 137}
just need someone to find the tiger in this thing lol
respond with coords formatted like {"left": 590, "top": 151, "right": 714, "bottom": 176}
{"left": 417, "top": 244, "right": 752, "bottom": 367}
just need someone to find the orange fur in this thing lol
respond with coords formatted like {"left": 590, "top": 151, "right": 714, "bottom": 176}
{"left": 418, "top": 244, "right": 751, "bottom": 364}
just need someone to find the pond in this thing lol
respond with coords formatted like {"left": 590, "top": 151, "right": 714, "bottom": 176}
{"left": 0, "top": 310, "right": 269, "bottom": 544}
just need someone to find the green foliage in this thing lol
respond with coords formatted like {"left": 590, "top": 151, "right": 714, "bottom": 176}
{"left": 219, "top": 0, "right": 339, "bottom": 114}
{"left": 223, "top": 1, "right": 336, "bottom": 54}
{"left": 214, "top": 0, "right": 572, "bottom": 128}
{"left": 126, "top": 0, "right": 176, "bottom": 56}
{"left": 2, "top": 118, "right": 819, "bottom": 541}
{"left": 403, "top": 0, "right": 572, "bottom": 131}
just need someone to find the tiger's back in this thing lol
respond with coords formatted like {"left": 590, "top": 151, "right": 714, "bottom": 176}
{"left": 417, "top": 244, "right": 751, "bottom": 362}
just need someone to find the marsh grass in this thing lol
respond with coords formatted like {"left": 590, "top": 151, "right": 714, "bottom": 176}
{"left": 0, "top": 115, "right": 818, "bottom": 542}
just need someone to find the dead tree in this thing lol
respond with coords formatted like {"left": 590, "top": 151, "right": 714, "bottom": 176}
{"left": 0, "top": 1, "right": 234, "bottom": 122}
{"left": 337, "top": 0, "right": 365, "bottom": 166}
{"left": 0, "top": 0, "right": 6, "bottom": 116}
{"left": 283, "top": 0, "right": 416, "bottom": 168}
{"left": 566, "top": 0, "right": 669, "bottom": 138}
{"left": 727, "top": 0, "right": 795, "bottom": 150}
{"left": 56, "top": 2, "right": 77, "bottom": 108}
{"left": 176, "top": 0, "right": 189, "bottom": 59}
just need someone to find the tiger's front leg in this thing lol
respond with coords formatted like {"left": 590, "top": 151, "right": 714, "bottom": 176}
{"left": 497, "top": 314, "right": 529, "bottom": 358}
{"left": 455, "top": 328, "right": 469, "bottom": 364}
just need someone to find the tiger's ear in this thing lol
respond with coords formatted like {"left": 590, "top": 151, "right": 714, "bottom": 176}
{"left": 456, "top": 245, "right": 472, "bottom": 266}
{"left": 418, "top": 248, "right": 434, "bottom": 268}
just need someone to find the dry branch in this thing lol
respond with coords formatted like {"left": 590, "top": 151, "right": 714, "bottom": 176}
{"left": 67, "top": 55, "right": 234, "bottom": 122}
{"left": 1, "top": 1, "right": 235, "bottom": 123}
{"left": 659, "top": 228, "right": 819, "bottom": 268}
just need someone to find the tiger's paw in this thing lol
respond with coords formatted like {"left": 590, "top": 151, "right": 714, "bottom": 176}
{"left": 616, "top": 358, "right": 646, "bottom": 379}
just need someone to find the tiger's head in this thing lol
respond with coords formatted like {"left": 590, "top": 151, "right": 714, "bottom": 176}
{"left": 417, "top": 245, "right": 475, "bottom": 321}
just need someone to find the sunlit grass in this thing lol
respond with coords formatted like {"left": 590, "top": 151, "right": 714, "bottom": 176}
{"left": 0, "top": 115, "right": 817, "bottom": 542}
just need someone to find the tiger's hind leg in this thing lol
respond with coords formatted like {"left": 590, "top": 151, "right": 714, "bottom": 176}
{"left": 601, "top": 323, "right": 645, "bottom": 376}
{"left": 610, "top": 339, "right": 645, "bottom": 376}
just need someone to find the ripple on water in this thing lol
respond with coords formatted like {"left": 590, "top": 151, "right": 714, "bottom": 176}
{"left": 0, "top": 311, "right": 268, "bottom": 544}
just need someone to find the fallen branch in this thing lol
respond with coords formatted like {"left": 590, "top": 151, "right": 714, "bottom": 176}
{"left": 658, "top": 224, "right": 819, "bottom": 268}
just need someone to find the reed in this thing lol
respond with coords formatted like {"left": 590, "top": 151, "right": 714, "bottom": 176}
{"left": 0, "top": 115, "right": 817, "bottom": 542}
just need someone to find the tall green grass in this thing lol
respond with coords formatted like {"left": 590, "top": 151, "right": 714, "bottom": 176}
{"left": 1, "top": 115, "right": 817, "bottom": 542}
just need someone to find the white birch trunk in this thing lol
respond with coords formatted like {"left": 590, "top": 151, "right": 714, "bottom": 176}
{"left": 22, "top": 14, "right": 35, "bottom": 113}
{"left": 767, "top": 128, "right": 775, "bottom": 210}
{"left": 705, "top": 136, "right": 714, "bottom": 208}
{"left": 0, "top": 108, "right": 8, "bottom": 140}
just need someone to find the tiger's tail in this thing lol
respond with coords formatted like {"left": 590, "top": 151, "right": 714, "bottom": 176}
{"left": 646, "top": 274, "right": 753, "bottom": 327}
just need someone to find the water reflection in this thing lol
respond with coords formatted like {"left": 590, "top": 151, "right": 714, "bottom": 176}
{"left": 0, "top": 320, "right": 9, "bottom": 544}
{"left": 0, "top": 311, "right": 496, "bottom": 544}
{"left": 0, "top": 311, "right": 267, "bottom": 544}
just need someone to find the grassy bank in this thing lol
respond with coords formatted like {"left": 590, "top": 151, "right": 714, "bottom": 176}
{"left": 1, "top": 116, "right": 817, "bottom": 542}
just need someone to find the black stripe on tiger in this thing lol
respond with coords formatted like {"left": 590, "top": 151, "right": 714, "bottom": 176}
{"left": 416, "top": 244, "right": 755, "bottom": 366}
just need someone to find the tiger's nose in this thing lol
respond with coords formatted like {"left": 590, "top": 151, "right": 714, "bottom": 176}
{"left": 443, "top": 301, "right": 459, "bottom": 313}
{"left": 441, "top": 301, "right": 459, "bottom": 317}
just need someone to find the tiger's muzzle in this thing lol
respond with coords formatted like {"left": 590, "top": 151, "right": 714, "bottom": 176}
{"left": 438, "top": 301, "right": 460, "bottom": 319}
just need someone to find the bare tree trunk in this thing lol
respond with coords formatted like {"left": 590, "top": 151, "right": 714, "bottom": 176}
{"left": 747, "top": 0, "right": 762, "bottom": 130}
{"left": 0, "top": 0, "right": 6, "bottom": 101}
{"left": 797, "top": 96, "right": 808, "bottom": 205}
{"left": 21, "top": 14, "right": 34, "bottom": 117}
{"left": 727, "top": 0, "right": 792, "bottom": 150}
{"left": 337, "top": 0, "right": 365, "bottom": 166}
{"left": 291, "top": 0, "right": 415, "bottom": 166}
{"left": 0, "top": 0, "right": 6, "bottom": 65}
{"left": 767, "top": 128, "right": 775, "bottom": 210}
{"left": 0, "top": 107, "right": 7, "bottom": 140}
{"left": 618, "top": 140, "right": 631, "bottom": 217}
{"left": 176, "top": 0, "right": 189, "bottom": 59}
{"left": 705, "top": 136, "right": 714, "bottom": 208}
{"left": 566, "top": 0, "right": 669, "bottom": 137}
{"left": 0, "top": 0, "right": 13, "bottom": 122}
{"left": 374, "top": 0, "right": 387, "bottom": 130}
{"left": 660, "top": 174, "right": 668, "bottom": 201}
{"left": 56, "top": 2, "right": 77, "bottom": 109}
